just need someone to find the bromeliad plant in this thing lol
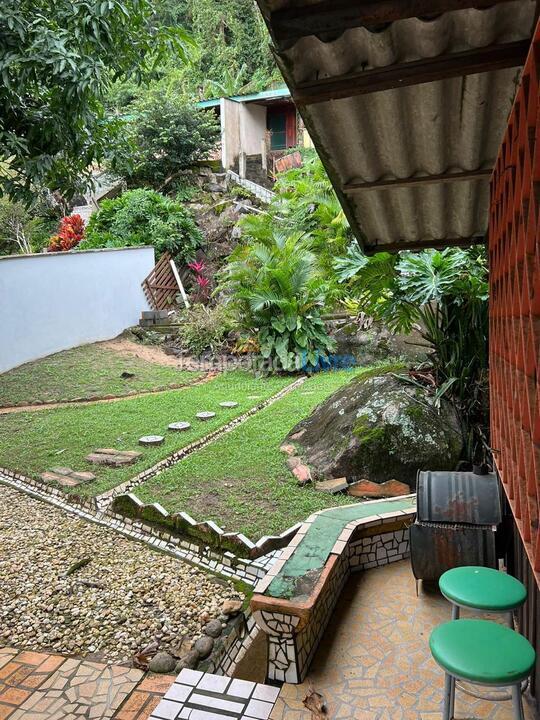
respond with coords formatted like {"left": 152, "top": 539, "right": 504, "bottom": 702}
{"left": 220, "top": 227, "right": 335, "bottom": 372}
{"left": 335, "top": 244, "right": 489, "bottom": 461}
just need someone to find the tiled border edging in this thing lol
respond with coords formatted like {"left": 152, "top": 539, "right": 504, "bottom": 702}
{"left": 112, "top": 492, "right": 302, "bottom": 559}
{"left": 251, "top": 498, "right": 416, "bottom": 684}
{"left": 0, "top": 468, "right": 279, "bottom": 586}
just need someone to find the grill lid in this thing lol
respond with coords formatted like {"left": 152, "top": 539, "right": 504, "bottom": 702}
{"left": 416, "top": 471, "right": 502, "bottom": 526}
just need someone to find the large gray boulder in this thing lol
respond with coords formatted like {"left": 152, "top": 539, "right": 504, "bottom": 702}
{"left": 287, "top": 372, "right": 463, "bottom": 488}
{"left": 329, "top": 320, "right": 428, "bottom": 366}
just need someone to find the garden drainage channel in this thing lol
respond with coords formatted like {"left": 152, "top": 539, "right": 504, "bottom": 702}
{"left": 94, "top": 375, "right": 308, "bottom": 511}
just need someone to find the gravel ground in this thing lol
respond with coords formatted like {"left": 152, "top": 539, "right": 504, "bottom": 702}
{"left": 0, "top": 485, "right": 244, "bottom": 663}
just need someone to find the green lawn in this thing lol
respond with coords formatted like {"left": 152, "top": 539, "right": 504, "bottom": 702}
{"left": 0, "top": 371, "right": 291, "bottom": 496}
{"left": 0, "top": 344, "right": 199, "bottom": 407}
{"left": 136, "top": 366, "right": 392, "bottom": 541}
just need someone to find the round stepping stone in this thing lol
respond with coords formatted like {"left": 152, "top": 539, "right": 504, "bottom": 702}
{"left": 196, "top": 411, "right": 216, "bottom": 421}
{"left": 219, "top": 401, "right": 239, "bottom": 408}
{"left": 168, "top": 421, "right": 191, "bottom": 432}
{"left": 139, "top": 435, "right": 165, "bottom": 446}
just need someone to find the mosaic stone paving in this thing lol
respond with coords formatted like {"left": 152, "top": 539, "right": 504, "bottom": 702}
{"left": 0, "top": 647, "right": 173, "bottom": 720}
{"left": 270, "top": 560, "right": 536, "bottom": 720}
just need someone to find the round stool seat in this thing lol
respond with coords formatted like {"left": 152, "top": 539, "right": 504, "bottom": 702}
{"left": 430, "top": 619, "right": 535, "bottom": 686}
{"left": 439, "top": 566, "right": 526, "bottom": 612}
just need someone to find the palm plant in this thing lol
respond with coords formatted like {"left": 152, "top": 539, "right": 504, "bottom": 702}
{"left": 335, "top": 245, "right": 489, "bottom": 461}
{"left": 220, "top": 224, "right": 335, "bottom": 372}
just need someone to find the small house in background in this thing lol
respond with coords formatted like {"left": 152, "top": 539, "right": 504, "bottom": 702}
{"left": 197, "top": 87, "right": 311, "bottom": 186}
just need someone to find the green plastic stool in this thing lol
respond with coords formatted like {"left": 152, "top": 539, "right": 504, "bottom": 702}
{"left": 430, "top": 619, "right": 535, "bottom": 720}
{"left": 439, "top": 566, "right": 527, "bottom": 626}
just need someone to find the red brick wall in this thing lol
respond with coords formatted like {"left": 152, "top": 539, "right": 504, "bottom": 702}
{"left": 489, "top": 21, "right": 540, "bottom": 582}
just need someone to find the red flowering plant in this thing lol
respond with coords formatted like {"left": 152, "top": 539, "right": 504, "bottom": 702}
{"left": 48, "top": 214, "right": 85, "bottom": 252}
{"left": 188, "top": 260, "right": 211, "bottom": 303}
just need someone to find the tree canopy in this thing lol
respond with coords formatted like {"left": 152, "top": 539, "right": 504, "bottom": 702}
{"left": 0, "top": 0, "right": 193, "bottom": 202}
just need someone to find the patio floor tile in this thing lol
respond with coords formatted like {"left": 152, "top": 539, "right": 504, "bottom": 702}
{"left": 270, "top": 560, "right": 536, "bottom": 720}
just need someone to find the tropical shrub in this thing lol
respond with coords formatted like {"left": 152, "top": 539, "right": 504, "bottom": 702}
{"left": 80, "top": 189, "right": 202, "bottom": 264}
{"left": 178, "top": 303, "right": 232, "bottom": 355}
{"left": 221, "top": 229, "right": 335, "bottom": 372}
{"left": 188, "top": 260, "right": 211, "bottom": 304}
{"left": 335, "top": 245, "right": 489, "bottom": 461}
{"left": 0, "top": 198, "right": 37, "bottom": 255}
{"left": 116, "top": 94, "right": 220, "bottom": 189}
{"left": 234, "top": 153, "right": 353, "bottom": 306}
{"left": 48, "top": 214, "right": 85, "bottom": 252}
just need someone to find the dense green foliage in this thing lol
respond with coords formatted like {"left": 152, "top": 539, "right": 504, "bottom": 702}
{"left": 0, "top": 0, "right": 193, "bottom": 201}
{"left": 185, "top": 0, "right": 276, "bottom": 96}
{"left": 80, "top": 188, "right": 202, "bottom": 263}
{"left": 116, "top": 94, "right": 220, "bottom": 188}
{"left": 236, "top": 154, "right": 353, "bottom": 304}
{"left": 106, "top": 0, "right": 278, "bottom": 114}
{"left": 336, "top": 245, "right": 489, "bottom": 460}
{"left": 0, "top": 195, "right": 60, "bottom": 256}
{"left": 221, "top": 227, "right": 335, "bottom": 372}
{"left": 177, "top": 304, "right": 233, "bottom": 355}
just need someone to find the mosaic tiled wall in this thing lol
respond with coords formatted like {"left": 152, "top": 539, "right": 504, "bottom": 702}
{"left": 252, "top": 512, "right": 413, "bottom": 684}
{"left": 489, "top": 21, "right": 540, "bottom": 581}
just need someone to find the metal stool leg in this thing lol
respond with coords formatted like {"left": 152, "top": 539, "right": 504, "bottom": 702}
{"left": 451, "top": 604, "right": 459, "bottom": 620}
{"left": 507, "top": 611, "right": 514, "bottom": 628}
{"left": 443, "top": 673, "right": 454, "bottom": 720}
{"left": 512, "top": 683, "right": 525, "bottom": 720}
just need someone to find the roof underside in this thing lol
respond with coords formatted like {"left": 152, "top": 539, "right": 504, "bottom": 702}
{"left": 255, "top": 0, "right": 537, "bottom": 253}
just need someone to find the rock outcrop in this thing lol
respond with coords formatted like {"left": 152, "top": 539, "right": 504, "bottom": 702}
{"left": 286, "top": 372, "right": 463, "bottom": 488}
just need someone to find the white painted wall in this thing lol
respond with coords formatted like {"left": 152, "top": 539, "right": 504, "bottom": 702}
{"left": 0, "top": 246, "right": 154, "bottom": 373}
{"left": 239, "top": 103, "right": 267, "bottom": 155}
{"left": 221, "top": 98, "right": 267, "bottom": 169}
{"left": 221, "top": 98, "right": 240, "bottom": 169}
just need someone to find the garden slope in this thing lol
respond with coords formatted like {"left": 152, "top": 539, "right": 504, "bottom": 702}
{"left": 0, "top": 371, "right": 290, "bottom": 497}
{"left": 136, "top": 366, "right": 396, "bottom": 540}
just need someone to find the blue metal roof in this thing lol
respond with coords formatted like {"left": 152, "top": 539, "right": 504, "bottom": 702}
{"left": 196, "top": 86, "right": 291, "bottom": 109}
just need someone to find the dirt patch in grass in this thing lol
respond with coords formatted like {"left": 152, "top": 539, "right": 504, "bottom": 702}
{"left": 100, "top": 337, "right": 183, "bottom": 367}
{"left": 0, "top": 343, "right": 202, "bottom": 407}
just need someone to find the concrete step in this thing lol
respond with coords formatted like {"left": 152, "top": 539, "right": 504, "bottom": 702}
{"left": 149, "top": 669, "right": 280, "bottom": 720}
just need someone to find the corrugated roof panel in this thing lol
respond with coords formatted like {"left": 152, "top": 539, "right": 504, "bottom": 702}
{"left": 256, "top": 0, "right": 536, "bottom": 250}
{"left": 285, "top": 4, "right": 534, "bottom": 82}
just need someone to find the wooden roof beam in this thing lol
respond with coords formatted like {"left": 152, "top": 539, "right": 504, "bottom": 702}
{"left": 364, "top": 235, "right": 486, "bottom": 254}
{"left": 294, "top": 40, "right": 530, "bottom": 105}
{"left": 343, "top": 168, "right": 493, "bottom": 191}
{"left": 269, "top": 0, "right": 520, "bottom": 48}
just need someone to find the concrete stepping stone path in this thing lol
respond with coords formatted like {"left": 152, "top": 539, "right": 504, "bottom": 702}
{"left": 196, "top": 411, "right": 216, "bottom": 420}
{"left": 168, "top": 421, "right": 191, "bottom": 432}
{"left": 86, "top": 448, "right": 142, "bottom": 467}
{"left": 315, "top": 477, "right": 349, "bottom": 494}
{"left": 139, "top": 435, "right": 165, "bottom": 447}
{"left": 219, "top": 401, "right": 239, "bottom": 408}
{"left": 40, "top": 468, "right": 96, "bottom": 488}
